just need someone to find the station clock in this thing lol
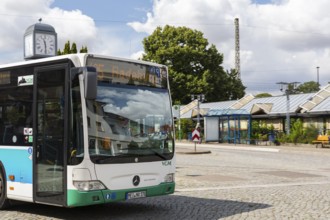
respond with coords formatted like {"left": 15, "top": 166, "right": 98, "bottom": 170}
{"left": 24, "top": 22, "right": 57, "bottom": 60}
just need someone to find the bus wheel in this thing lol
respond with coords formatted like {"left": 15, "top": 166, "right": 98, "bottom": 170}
{"left": 0, "top": 168, "right": 10, "bottom": 209}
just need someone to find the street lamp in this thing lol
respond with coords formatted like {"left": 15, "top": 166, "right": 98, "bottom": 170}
{"left": 191, "top": 94, "right": 205, "bottom": 129}
{"left": 174, "top": 105, "right": 181, "bottom": 141}
{"left": 276, "top": 82, "right": 299, "bottom": 135}
{"left": 316, "top": 66, "right": 320, "bottom": 86}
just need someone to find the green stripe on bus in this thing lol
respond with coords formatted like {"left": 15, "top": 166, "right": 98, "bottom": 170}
{"left": 67, "top": 182, "right": 175, "bottom": 207}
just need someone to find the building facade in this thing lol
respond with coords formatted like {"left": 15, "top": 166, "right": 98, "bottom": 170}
{"left": 176, "top": 84, "right": 330, "bottom": 143}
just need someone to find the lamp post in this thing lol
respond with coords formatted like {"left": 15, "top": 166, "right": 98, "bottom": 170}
{"left": 174, "top": 105, "right": 181, "bottom": 141}
{"left": 317, "top": 66, "right": 320, "bottom": 86}
{"left": 285, "top": 89, "right": 290, "bottom": 135}
{"left": 191, "top": 94, "right": 205, "bottom": 128}
{"left": 276, "top": 82, "right": 299, "bottom": 135}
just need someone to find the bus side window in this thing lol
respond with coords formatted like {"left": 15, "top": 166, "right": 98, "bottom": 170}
{"left": 3, "top": 125, "right": 13, "bottom": 144}
{"left": 14, "top": 117, "right": 25, "bottom": 145}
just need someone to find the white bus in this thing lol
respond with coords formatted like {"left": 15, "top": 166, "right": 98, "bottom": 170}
{"left": 0, "top": 54, "right": 175, "bottom": 208}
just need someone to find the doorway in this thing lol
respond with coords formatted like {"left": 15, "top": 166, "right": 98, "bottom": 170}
{"left": 34, "top": 65, "right": 67, "bottom": 205}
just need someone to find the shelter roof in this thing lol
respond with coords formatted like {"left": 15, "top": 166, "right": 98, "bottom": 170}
{"left": 207, "top": 108, "right": 250, "bottom": 116}
{"left": 177, "top": 85, "right": 330, "bottom": 118}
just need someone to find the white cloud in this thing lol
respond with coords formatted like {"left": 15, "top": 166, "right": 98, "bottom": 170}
{"left": 91, "top": 26, "right": 129, "bottom": 57}
{"left": 47, "top": 8, "right": 97, "bottom": 50}
{"left": 130, "top": 50, "right": 144, "bottom": 60}
{"left": 0, "top": 0, "right": 97, "bottom": 62}
{"left": 0, "top": 0, "right": 145, "bottom": 64}
{"left": 2, "top": 0, "right": 330, "bottom": 95}
{"left": 90, "top": 26, "right": 147, "bottom": 59}
{"left": 128, "top": 0, "right": 330, "bottom": 94}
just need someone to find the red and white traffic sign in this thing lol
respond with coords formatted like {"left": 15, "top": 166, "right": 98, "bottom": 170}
{"left": 192, "top": 129, "right": 200, "bottom": 142}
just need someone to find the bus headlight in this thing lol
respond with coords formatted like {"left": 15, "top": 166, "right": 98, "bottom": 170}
{"left": 164, "top": 173, "right": 175, "bottom": 183}
{"left": 73, "top": 180, "right": 107, "bottom": 191}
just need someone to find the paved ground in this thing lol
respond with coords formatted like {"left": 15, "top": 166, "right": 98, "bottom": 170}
{"left": 174, "top": 142, "right": 330, "bottom": 219}
{"left": 1, "top": 142, "right": 330, "bottom": 219}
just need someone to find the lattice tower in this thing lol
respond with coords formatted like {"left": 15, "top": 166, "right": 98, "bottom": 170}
{"left": 234, "top": 18, "right": 241, "bottom": 79}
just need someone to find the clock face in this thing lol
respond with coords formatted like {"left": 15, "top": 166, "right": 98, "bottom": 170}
{"left": 35, "top": 33, "right": 56, "bottom": 56}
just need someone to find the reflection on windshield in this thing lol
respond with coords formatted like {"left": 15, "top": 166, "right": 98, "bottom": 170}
{"left": 87, "top": 84, "right": 174, "bottom": 163}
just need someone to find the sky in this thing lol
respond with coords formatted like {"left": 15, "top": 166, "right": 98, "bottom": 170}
{"left": 0, "top": 0, "right": 329, "bottom": 96}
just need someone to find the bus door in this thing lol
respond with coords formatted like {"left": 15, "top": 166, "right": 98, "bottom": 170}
{"left": 33, "top": 65, "right": 68, "bottom": 206}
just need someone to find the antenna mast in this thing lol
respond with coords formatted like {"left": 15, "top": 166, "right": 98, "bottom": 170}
{"left": 234, "top": 18, "right": 241, "bottom": 79}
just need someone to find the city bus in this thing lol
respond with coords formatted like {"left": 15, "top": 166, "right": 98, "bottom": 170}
{"left": 0, "top": 54, "right": 175, "bottom": 208}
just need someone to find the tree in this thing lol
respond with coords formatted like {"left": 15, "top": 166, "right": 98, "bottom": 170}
{"left": 142, "top": 25, "right": 245, "bottom": 104}
{"left": 71, "top": 42, "right": 77, "bottom": 54}
{"left": 63, "top": 41, "right": 71, "bottom": 54}
{"left": 295, "top": 81, "right": 320, "bottom": 93}
{"left": 255, "top": 93, "right": 272, "bottom": 98}
{"left": 57, "top": 41, "right": 88, "bottom": 55}
{"left": 223, "top": 69, "right": 245, "bottom": 100}
{"left": 80, "top": 46, "right": 88, "bottom": 53}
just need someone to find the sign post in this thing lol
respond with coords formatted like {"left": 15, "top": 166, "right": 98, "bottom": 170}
{"left": 192, "top": 129, "right": 200, "bottom": 152}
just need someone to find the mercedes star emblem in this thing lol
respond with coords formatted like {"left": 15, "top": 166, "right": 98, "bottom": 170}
{"left": 133, "top": 175, "right": 140, "bottom": 186}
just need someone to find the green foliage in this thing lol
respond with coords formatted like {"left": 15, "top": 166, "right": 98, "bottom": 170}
{"left": 251, "top": 120, "right": 274, "bottom": 140}
{"left": 289, "top": 119, "right": 304, "bottom": 144}
{"left": 276, "top": 132, "right": 290, "bottom": 143}
{"left": 296, "top": 81, "right": 320, "bottom": 93}
{"left": 80, "top": 46, "right": 88, "bottom": 53}
{"left": 276, "top": 119, "right": 319, "bottom": 144}
{"left": 71, "top": 42, "right": 77, "bottom": 53}
{"left": 142, "top": 25, "right": 245, "bottom": 104}
{"left": 63, "top": 40, "right": 71, "bottom": 54}
{"left": 57, "top": 41, "right": 88, "bottom": 55}
{"left": 255, "top": 93, "right": 272, "bottom": 98}
{"left": 223, "top": 69, "right": 245, "bottom": 100}
{"left": 288, "top": 81, "right": 320, "bottom": 94}
{"left": 176, "top": 118, "right": 194, "bottom": 139}
{"left": 304, "top": 125, "right": 319, "bottom": 143}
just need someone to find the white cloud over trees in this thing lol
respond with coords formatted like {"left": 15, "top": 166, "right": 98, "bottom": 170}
{"left": 1, "top": 0, "right": 330, "bottom": 94}
{"left": 128, "top": 0, "right": 330, "bottom": 94}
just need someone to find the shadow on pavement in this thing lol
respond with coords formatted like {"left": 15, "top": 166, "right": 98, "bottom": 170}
{"left": 5, "top": 195, "right": 271, "bottom": 220}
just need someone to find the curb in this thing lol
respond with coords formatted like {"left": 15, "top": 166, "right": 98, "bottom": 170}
{"left": 176, "top": 142, "right": 280, "bottom": 153}
{"left": 177, "top": 150, "right": 212, "bottom": 155}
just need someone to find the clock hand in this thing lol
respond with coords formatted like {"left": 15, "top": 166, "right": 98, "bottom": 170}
{"left": 43, "top": 40, "right": 47, "bottom": 54}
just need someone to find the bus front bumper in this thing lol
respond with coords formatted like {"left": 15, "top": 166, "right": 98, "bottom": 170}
{"left": 67, "top": 182, "right": 175, "bottom": 207}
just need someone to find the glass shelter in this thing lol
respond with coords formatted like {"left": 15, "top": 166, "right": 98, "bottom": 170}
{"left": 205, "top": 109, "right": 251, "bottom": 144}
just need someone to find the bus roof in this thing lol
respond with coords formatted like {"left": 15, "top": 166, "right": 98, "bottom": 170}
{"left": 0, "top": 54, "right": 166, "bottom": 70}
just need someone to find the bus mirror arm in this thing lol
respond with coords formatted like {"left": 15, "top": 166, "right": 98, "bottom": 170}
{"left": 71, "top": 67, "right": 97, "bottom": 100}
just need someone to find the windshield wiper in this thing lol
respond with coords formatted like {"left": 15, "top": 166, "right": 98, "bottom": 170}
{"left": 115, "top": 150, "right": 167, "bottom": 160}
{"left": 92, "top": 155, "right": 111, "bottom": 163}
{"left": 92, "top": 153, "right": 139, "bottom": 163}
{"left": 91, "top": 149, "right": 168, "bottom": 163}
{"left": 141, "top": 148, "right": 168, "bottom": 160}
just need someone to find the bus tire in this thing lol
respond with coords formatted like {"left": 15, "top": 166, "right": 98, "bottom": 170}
{"left": 0, "top": 166, "right": 10, "bottom": 209}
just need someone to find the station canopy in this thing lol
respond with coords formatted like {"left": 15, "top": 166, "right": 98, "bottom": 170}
{"left": 206, "top": 108, "right": 250, "bottom": 116}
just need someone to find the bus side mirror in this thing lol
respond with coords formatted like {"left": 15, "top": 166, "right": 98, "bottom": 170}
{"left": 83, "top": 67, "right": 97, "bottom": 100}
{"left": 71, "top": 67, "right": 97, "bottom": 99}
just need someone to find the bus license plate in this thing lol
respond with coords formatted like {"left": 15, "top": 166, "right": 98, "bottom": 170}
{"left": 126, "top": 191, "right": 146, "bottom": 200}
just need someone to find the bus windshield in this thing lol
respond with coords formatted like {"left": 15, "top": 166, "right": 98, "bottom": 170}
{"left": 86, "top": 83, "right": 174, "bottom": 164}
